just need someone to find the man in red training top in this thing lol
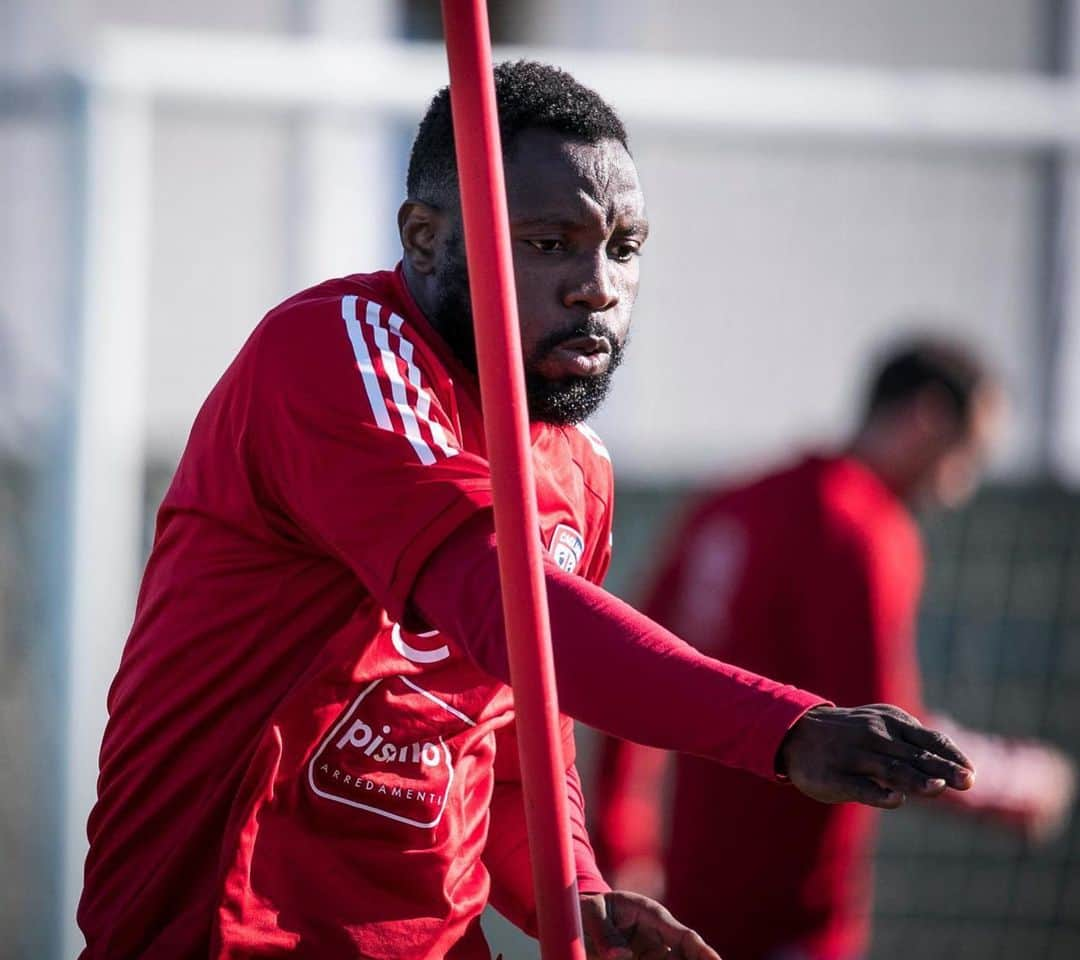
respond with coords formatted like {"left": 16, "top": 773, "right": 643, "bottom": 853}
{"left": 79, "top": 63, "right": 976, "bottom": 960}
{"left": 595, "top": 339, "right": 1076, "bottom": 960}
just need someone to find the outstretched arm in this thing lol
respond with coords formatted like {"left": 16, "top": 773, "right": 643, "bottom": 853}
{"left": 594, "top": 737, "right": 670, "bottom": 895}
{"left": 412, "top": 513, "right": 974, "bottom": 807}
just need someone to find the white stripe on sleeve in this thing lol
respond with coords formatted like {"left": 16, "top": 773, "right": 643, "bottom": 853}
{"left": 341, "top": 295, "right": 461, "bottom": 466}
{"left": 342, "top": 295, "right": 393, "bottom": 432}
{"left": 387, "top": 312, "right": 458, "bottom": 459}
{"left": 363, "top": 300, "right": 437, "bottom": 466}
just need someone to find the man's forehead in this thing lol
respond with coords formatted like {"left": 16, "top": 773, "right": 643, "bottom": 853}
{"left": 504, "top": 128, "right": 644, "bottom": 223}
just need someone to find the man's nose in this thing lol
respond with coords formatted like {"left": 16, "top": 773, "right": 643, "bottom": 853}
{"left": 563, "top": 253, "right": 620, "bottom": 312}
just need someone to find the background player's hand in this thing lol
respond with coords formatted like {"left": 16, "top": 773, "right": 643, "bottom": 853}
{"left": 776, "top": 703, "right": 975, "bottom": 808}
{"left": 579, "top": 891, "right": 721, "bottom": 959}
{"left": 973, "top": 739, "right": 1077, "bottom": 844}
{"left": 923, "top": 713, "right": 1077, "bottom": 843}
{"left": 1005, "top": 741, "right": 1076, "bottom": 843}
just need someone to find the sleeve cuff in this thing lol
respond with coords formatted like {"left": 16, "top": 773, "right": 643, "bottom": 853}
{"left": 577, "top": 873, "right": 612, "bottom": 896}
{"left": 573, "top": 828, "right": 611, "bottom": 896}
{"left": 751, "top": 687, "right": 832, "bottom": 782}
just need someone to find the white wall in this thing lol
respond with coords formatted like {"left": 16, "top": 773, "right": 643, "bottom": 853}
{"left": 524, "top": 0, "right": 1053, "bottom": 480}
{"left": 0, "top": 0, "right": 1060, "bottom": 481}
{"left": 594, "top": 142, "right": 1043, "bottom": 479}
{"left": 522, "top": 0, "right": 1049, "bottom": 70}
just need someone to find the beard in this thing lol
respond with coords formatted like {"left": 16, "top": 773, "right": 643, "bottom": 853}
{"left": 429, "top": 231, "right": 624, "bottom": 426}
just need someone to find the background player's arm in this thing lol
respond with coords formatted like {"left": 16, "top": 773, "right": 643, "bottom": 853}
{"left": 484, "top": 718, "right": 609, "bottom": 937}
{"left": 593, "top": 740, "right": 669, "bottom": 897}
{"left": 485, "top": 720, "right": 720, "bottom": 959}
{"left": 791, "top": 527, "right": 1074, "bottom": 826}
{"left": 593, "top": 506, "right": 699, "bottom": 891}
{"left": 923, "top": 714, "right": 1076, "bottom": 840}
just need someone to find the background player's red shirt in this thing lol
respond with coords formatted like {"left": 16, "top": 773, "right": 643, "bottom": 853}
{"left": 596, "top": 454, "right": 924, "bottom": 960}
{"left": 79, "top": 267, "right": 614, "bottom": 959}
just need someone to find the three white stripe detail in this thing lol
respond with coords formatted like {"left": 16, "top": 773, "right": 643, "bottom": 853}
{"left": 386, "top": 312, "right": 457, "bottom": 459}
{"left": 341, "top": 294, "right": 458, "bottom": 466}
{"left": 343, "top": 295, "right": 393, "bottom": 432}
{"left": 343, "top": 294, "right": 608, "bottom": 468}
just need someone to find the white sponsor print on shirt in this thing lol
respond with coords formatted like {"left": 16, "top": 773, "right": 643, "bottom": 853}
{"left": 308, "top": 674, "right": 476, "bottom": 829}
{"left": 390, "top": 622, "right": 450, "bottom": 664}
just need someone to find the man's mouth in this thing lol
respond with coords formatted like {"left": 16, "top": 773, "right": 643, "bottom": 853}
{"left": 537, "top": 334, "right": 613, "bottom": 378}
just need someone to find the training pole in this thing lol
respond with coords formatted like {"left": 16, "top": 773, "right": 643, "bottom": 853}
{"left": 440, "top": 3, "right": 588, "bottom": 958}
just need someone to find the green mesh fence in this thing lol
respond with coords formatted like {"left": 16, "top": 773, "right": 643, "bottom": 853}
{"left": 871, "top": 486, "right": 1080, "bottom": 960}
{"left": 602, "top": 482, "right": 1080, "bottom": 960}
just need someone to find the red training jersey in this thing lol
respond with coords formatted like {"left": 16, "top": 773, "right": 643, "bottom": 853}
{"left": 79, "top": 266, "right": 615, "bottom": 959}
{"left": 595, "top": 454, "right": 924, "bottom": 960}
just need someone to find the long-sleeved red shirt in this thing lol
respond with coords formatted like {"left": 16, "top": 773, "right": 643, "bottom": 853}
{"left": 596, "top": 455, "right": 925, "bottom": 960}
{"left": 78, "top": 267, "right": 823, "bottom": 959}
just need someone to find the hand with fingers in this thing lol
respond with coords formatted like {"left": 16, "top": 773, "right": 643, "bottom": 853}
{"left": 776, "top": 703, "right": 976, "bottom": 808}
{"left": 580, "top": 891, "right": 722, "bottom": 960}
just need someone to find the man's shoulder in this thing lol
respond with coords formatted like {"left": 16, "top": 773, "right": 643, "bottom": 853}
{"left": 260, "top": 270, "right": 401, "bottom": 337}
{"left": 567, "top": 421, "right": 611, "bottom": 461}
{"left": 814, "top": 456, "right": 907, "bottom": 528}
{"left": 689, "top": 455, "right": 813, "bottom": 524}
{"left": 722, "top": 452, "right": 888, "bottom": 530}
{"left": 252, "top": 270, "right": 449, "bottom": 386}
{"left": 563, "top": 422, "right": 614, "bottom": 490}
{"left": 805, "top": 457, "right": 921, "bottom": 572}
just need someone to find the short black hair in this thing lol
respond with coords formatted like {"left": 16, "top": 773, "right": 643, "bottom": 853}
{"left": 406, "top": 59, "right": 629, "bottom": 209}
{"left": 865, "top": 337, "right": 991, "bottom": 424}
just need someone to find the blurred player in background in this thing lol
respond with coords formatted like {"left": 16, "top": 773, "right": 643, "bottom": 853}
{"left": 595, "top": 338, "right": 1076, "bottom": 960}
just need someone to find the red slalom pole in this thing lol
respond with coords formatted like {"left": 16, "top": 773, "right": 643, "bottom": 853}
{"left": 440, "top": 3, "right": 587, "bottom": 958}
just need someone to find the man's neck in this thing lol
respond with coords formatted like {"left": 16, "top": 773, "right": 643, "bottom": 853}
{"left": 847, "top": 425, "right": 914, "bottom": 505}
{"left": 402, "top": 259, "right": 438, "bottom": 325}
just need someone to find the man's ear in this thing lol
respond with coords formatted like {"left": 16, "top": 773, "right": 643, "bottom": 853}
{"left": 399, "top": 201, "right": 446, "bottom": 276}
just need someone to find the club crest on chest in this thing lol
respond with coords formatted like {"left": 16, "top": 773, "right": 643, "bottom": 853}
{"left": 548, "top": 523, "right": 585, "bottom": 575}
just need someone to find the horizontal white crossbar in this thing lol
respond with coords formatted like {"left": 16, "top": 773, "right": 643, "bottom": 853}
{"left": 81, "top": 26, "right": 1080, "bottom": 148}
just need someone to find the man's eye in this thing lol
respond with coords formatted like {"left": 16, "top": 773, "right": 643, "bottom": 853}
{"left": 611, "top": 243, "right": 641, "bottom": 263}
{"left": 527, "top": 239, "right": 566, "bottom": 253}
